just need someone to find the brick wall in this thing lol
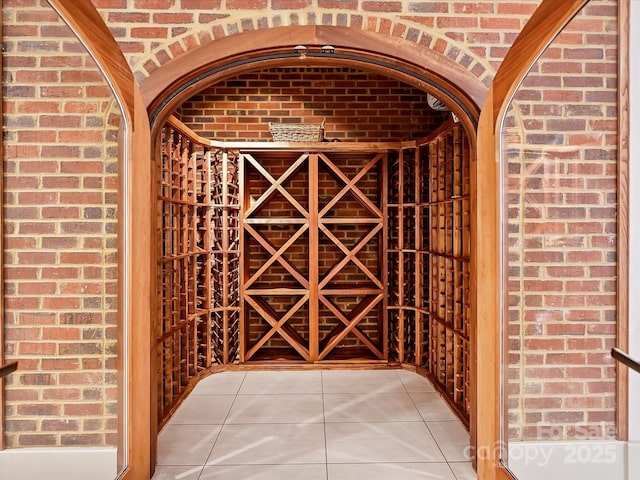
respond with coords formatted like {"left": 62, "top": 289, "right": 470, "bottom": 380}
{"left": 2, "top": 3, "right": 119, "bottom": 447}
{"left": 504, "top": 2, "right": 618, "bottom": 441}
{"left": 177, "top": 68, "right": 450, "bottom": 142}
{"left": 1, "top": 0, "right": 618, "bottom": 449}
{"left": 90, "top": 0, "right": 544, "bottom": 86}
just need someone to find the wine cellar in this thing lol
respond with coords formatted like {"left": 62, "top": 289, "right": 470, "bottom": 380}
{"left": 156, "top": 114, "right": 471, "bottom": 428}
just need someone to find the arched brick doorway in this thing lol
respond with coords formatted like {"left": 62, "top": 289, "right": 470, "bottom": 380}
{"left": 141, "top": 25, "right": 487, "bottom": 470}
{"left": 142, "top": 26, "right": 486, "bottom": 137}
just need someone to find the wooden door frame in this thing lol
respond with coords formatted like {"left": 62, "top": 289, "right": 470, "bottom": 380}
{"left": 46, "top": 2, "right": 152, "bottom": 479}
{"left": 142, "top": 27, "right": 485, "bottom": 474}
{"left": 616, "top": 0, "right": 630, "bottom": 443}
{"left": 474, "top": 1, "right": 604, "bottom": 479}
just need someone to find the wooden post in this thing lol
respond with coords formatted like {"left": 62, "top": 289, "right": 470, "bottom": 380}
{"left": 309, "top": 153, "right": 319, "bottom": 361}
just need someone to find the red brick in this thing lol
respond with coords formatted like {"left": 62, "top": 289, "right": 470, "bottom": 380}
{"left": 133, "top": 0, "right": 174, "bottom": 7}
{"left": 42, "top": 420, "right": 80, "bottom": 431}
{"left": 543, "top": 382, "right": 585, "bottom": 395}
{"left": 93, "top": 0, "right": 128, "bottom": 6}
{"left": 180, "top": 0, "right": 221, "bottom": 6}
{"left": 18, "top": 434, "right": 58, "bottom": 446}
{"left": 131, "top": 27, "right": 169, "bottom": 39}
{"left": 319, "top": 0, "right": 357, "bottom": 7}
{"left": 42, "top": 328, "right": 82, "bottom": 341}
{"left": 226, "top": 0, "right": 267, "bottom": 7}
{"left": 362, "top": 1, "right": 402, "bottom": 12}
{"left": 18, "top": 403, "right": 61, "bottom": 416}
{"left": 437, "top": 16, "right": 478, "bottom": 28}
{"left": 63, "top": 403, "right": 103, "bottom": 416}
{"left": 272, "top": 0, "right": 311, "bottom": 7}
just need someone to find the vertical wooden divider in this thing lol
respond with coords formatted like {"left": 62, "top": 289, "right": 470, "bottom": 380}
{"left": 309, "top": 153, "right": 319, "bottom": 361}
{"left": 381, "top": 152, "right": 389, "bottom": 360}
{"left": 397, "top": 150, "right": 405, "bottom": 362}
{"left": 238, "top": 152, "right": 247, "bottom": 363}
{"left": 414, "top": 145, "right": 422, "bottom": 365}
{"left": 221, "top": 150, "right": 230, "bottom": 364}
{"left": 203, "top": 150, "right": 213, "bottom": 368}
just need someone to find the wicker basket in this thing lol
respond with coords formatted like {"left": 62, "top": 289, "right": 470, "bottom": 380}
{"left": 269, "top": 119, "right": 325, "bottom": 142}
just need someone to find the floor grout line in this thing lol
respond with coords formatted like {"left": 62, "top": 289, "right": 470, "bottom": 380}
{"left": 198, "top": 372, "right": 247, "bottom": 477}
{"left": 321, "top": 370, "right": 329, "bottom": 480}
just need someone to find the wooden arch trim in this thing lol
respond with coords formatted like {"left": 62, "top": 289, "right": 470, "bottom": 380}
{"left": 475, "top": 0, "right": 591, "bottom": 479}
{"left": 616, "top": 0, "right": 630, "bottom": 443}
{"left": 47, "top": 0, "right": 135, "bottom": 116}
{"left": 140, "top": 25, "right": 486, "bottom": 137}
{"left": 45, "top": 1, "right": 151, "bottom": 479}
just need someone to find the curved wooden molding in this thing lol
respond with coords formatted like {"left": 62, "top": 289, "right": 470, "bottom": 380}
{"left": 46, "top": 1, "right": 151, "bottom": 479}
{"left": 0, "top": 5, "right": 5, "bottom": 452}
{"left": 141, "top": 26, "right": 485, "bottom": 135}
{"left": 47, "top": 0, "right": 135, "bottom": 117}
{"left": 616, "top": 0, "right": 630, "bottom": 442}
{"left": 475, "top": 0, "right": 589, "bottom": 479}
{"left": 490, "top": 0, "right": 590, "bottom": 126}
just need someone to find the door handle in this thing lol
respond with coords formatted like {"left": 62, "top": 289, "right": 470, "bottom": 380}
{"left": 612, "top": 347, "right": 640, "bottom": 374}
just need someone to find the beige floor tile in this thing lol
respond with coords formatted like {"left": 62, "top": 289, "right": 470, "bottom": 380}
{"left": 449, "top": 462, "right": 477, "bottom": 479}
{"left": 157, "top": 424, "right": 222, "bottom": 466}
{"left": 239, "top": 370, "right": 322, "bottom": 394}
{"left": 324, "top": 392, "right": 421, "bottom": 422}
{"left": 226, "top": 394, "right": 324, "bottom": 424}
{"left": 326, "top": 422, "right": 445, "bottom": 463}
{"left": 397, "top": 370, "right": 437, "bottom": 393}
{"left": 328, "top": 463, "right": 456, "bottom": 480}
{"left": 191, "top": 372, "right": 246, "bottom": 395}
{"left": 154, "top": 369, "right": 474, "bottom": 479}
{"left": 427, "top": 421, "right": 471, "bottom": 462}
{"left": 410, "top": 392, "right": 459, "bottom": 422}
{"left": 207, "top": 423, "right": 326, "bottom": 465}
{"left": 200, "top": 464, "right": 327, "bottom": 479}
{"left": 151, "top": 465, "right": 203, "bottom": 480}
{"left": 322, "top": 369, "right": 406, "bottom": 394}
{"left": 168, "top": 394, "right": 235, "bottom": 425}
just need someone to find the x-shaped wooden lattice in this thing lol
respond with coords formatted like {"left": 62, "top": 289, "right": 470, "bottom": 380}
{"left": 242, "top": 153, "right": 312, "bottom": 359}
{"left": 318, "top": 152, "right": 383, "bottom": 219}
{"left": 244, "top": 293, "right": 310, "bottom": 361}
{"left": 318, "top": 223, "right": 383, "bottom": 289}
{"left": 243, "top": 152, "right": 309, "bottom": 219}
{"left": 243, "top": 223, "right": 310, "bottom": 290}
{"left": 242, "top": 150, "right": 386, "bottom": 361}
{"left": 316, "top": 152, "right": 385, "bottom": 360}
{"left": 318, "top": 293, "right": 384, "bottom": 360}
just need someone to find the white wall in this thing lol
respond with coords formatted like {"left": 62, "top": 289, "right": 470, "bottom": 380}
{"left": 0, "top": 447, "right": 116, "bottom": 480}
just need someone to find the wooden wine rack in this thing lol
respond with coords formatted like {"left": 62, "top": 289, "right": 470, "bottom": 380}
{"left": 156, "top": 116, "right": 471, "bottom": 427}
{"left": 157, "top": 121, "right": 240, "bottom": 422}
{"left": 387, "top": 120, "right": 471, "bottom": 423}
{"left": 240, "top": 149, "right": 388, "bottom": 363}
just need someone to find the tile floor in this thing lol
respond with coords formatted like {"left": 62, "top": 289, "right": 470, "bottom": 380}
{"left": 152, "top": 369, "right": 476, "bottom": 480}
